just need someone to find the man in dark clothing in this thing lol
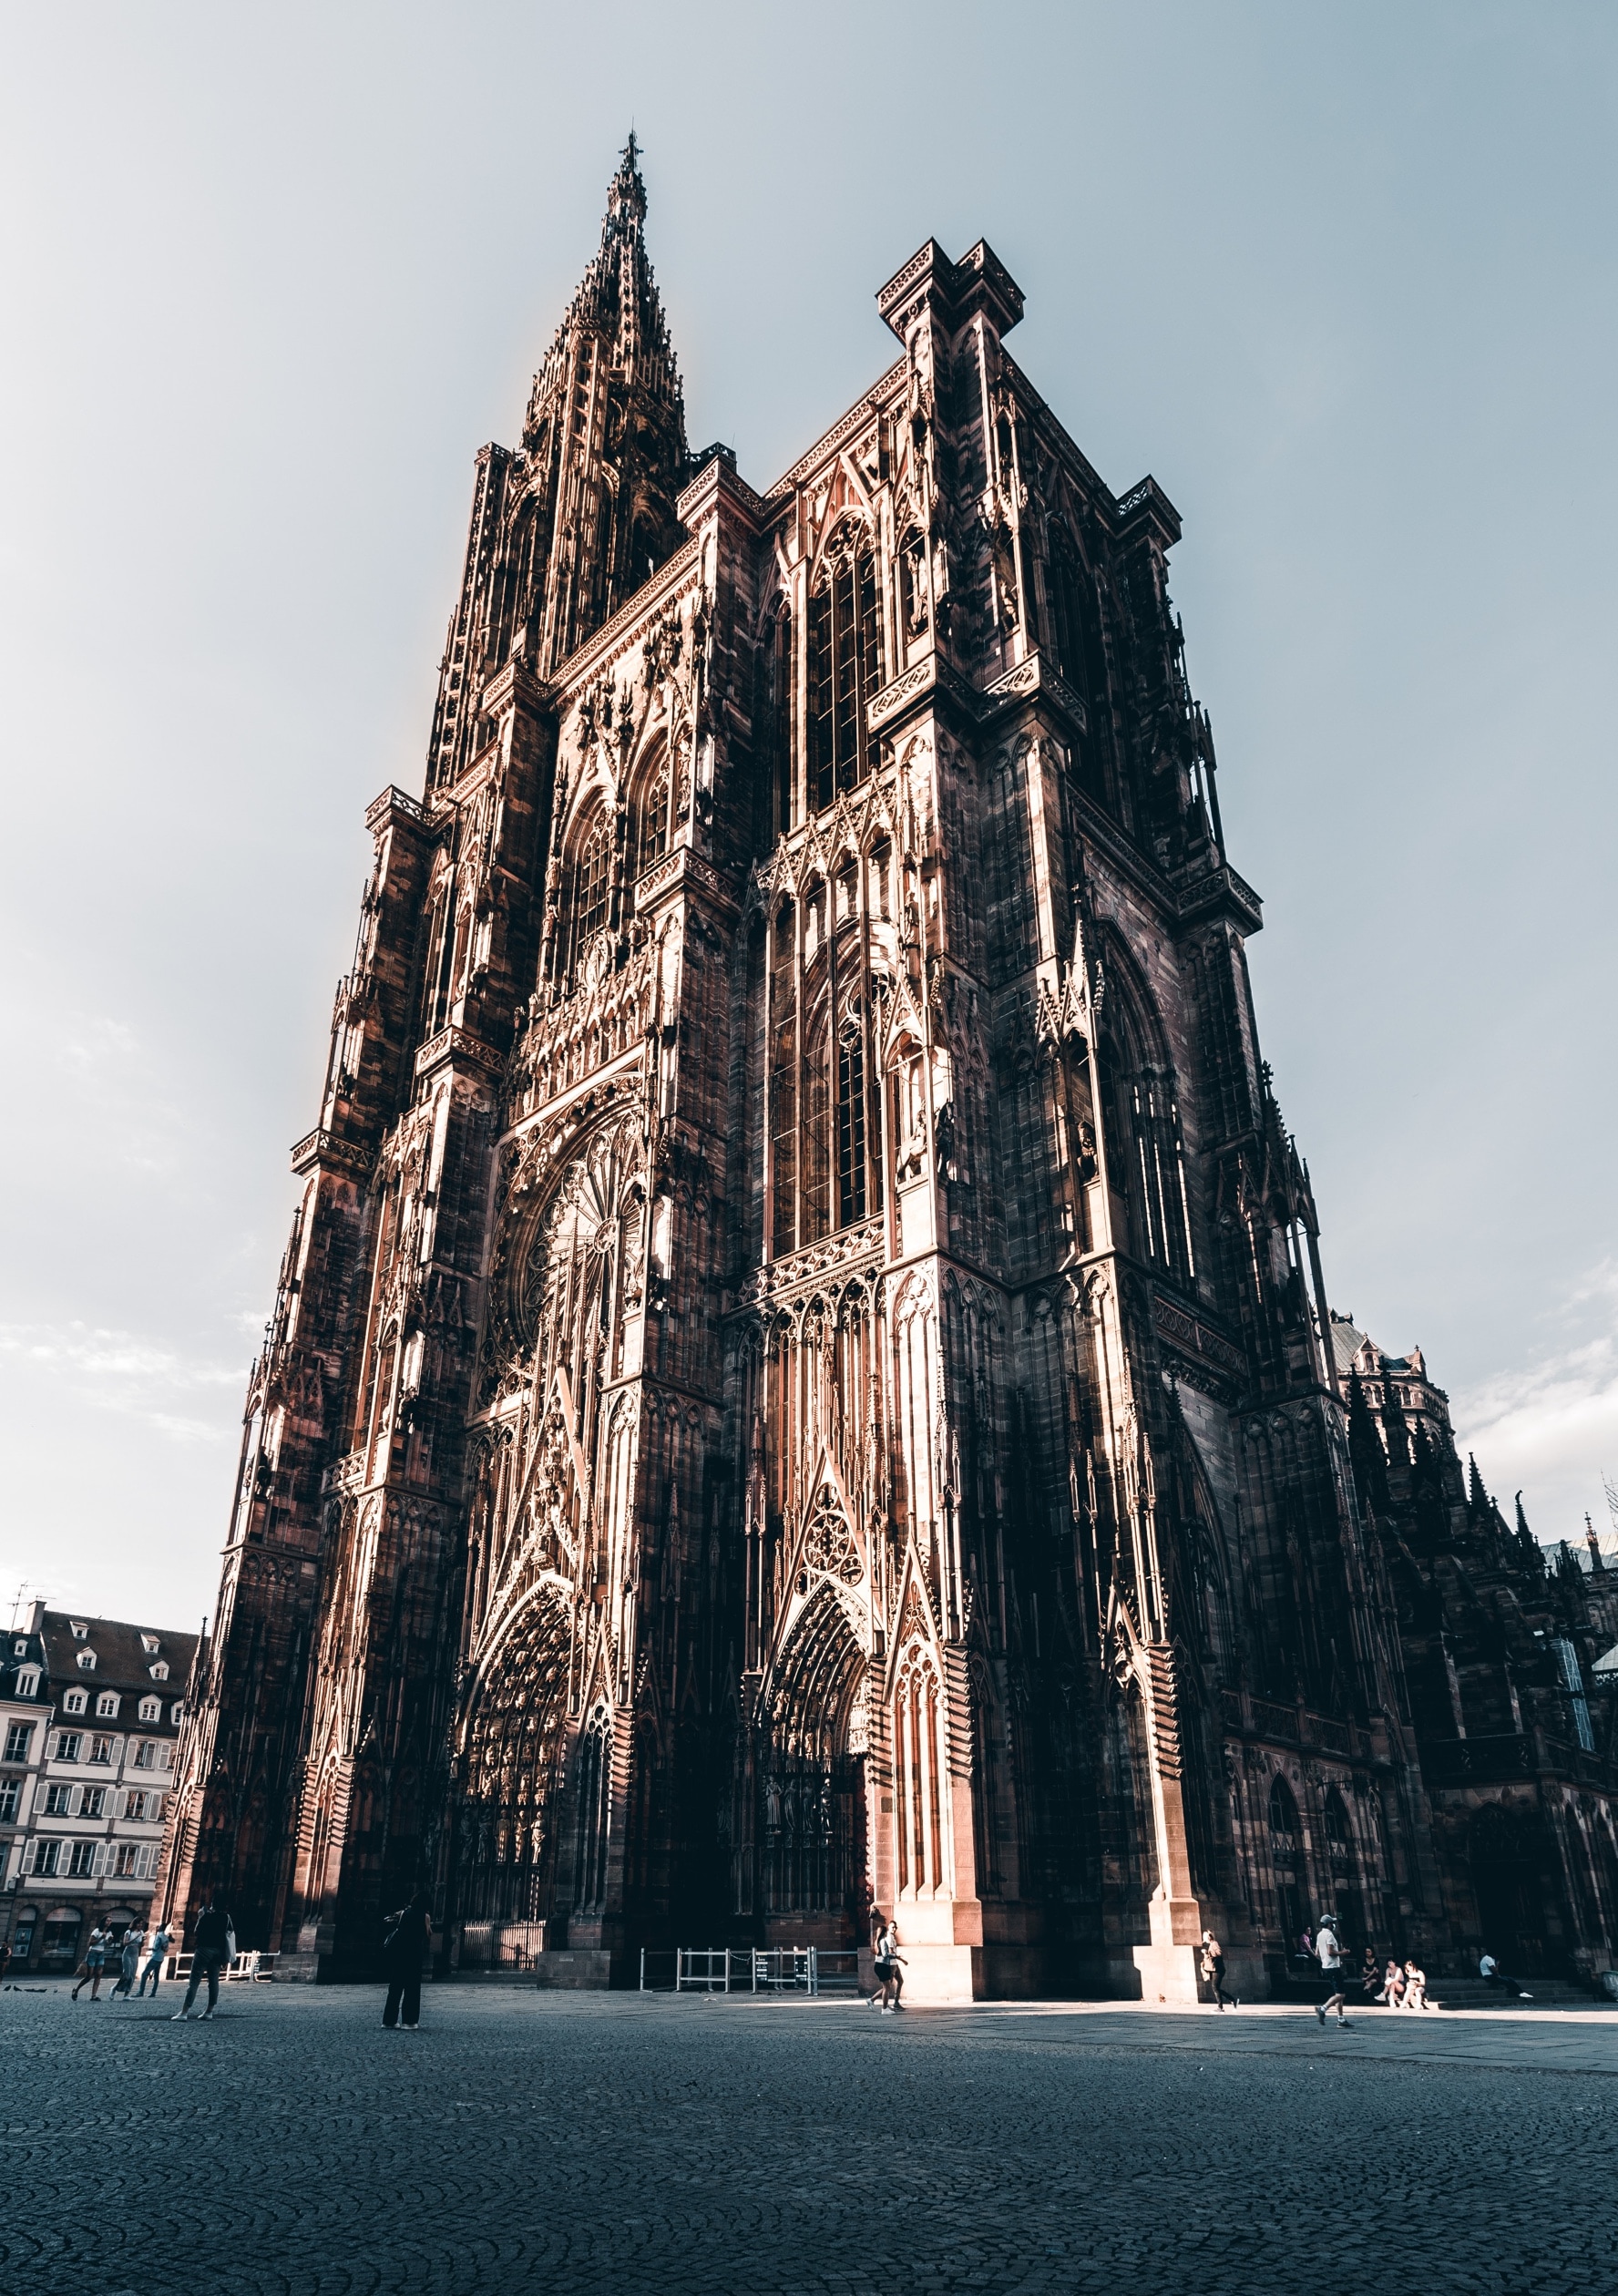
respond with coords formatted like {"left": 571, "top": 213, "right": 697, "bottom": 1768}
{"left": 381, "top": 1890, "right": 433, "bottom": 2031}
{"left": 172, "top": 1894, "right": 233, "bottom": 2021}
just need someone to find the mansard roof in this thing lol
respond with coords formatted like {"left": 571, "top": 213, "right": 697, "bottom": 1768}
{"left": 38, "top": 1610, "right": 199, "bottom": 1700}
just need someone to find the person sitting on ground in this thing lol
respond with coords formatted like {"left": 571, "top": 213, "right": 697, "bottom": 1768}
{"left": 1399, "top": 1957, "right": 1429, "bottom": 2011}
{"left": 1374, "top": 1956, "right": 1404, "bottom": 2006}
{"left": 1297, "top": 1924, "right": 1314, "bottom": 1965}
{"left": 1359, "top": 1944, "right": 1380, "bottom": 1995}
{"left": 1479, "top": 1950, "right": 1532, "bottom": 2001}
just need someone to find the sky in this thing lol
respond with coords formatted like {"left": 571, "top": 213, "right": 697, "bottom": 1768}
{"left": 1, "top": 1, "right": 1615, "bottom": 1630}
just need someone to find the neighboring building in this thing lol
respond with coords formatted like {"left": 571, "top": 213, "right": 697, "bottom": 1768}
{"left": 1334, "top": 1317, "right": 1618, "bottom": 1983}
{"left": 2, "top": 1604, "right": 197, "bottom": 1974}
{"left": 153, "top": 144, "right": 1608, "bottom": 1997}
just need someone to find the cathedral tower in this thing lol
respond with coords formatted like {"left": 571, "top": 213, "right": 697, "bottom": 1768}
{"left": 160, "top": 159, "right": 1443, "bottom": 1999}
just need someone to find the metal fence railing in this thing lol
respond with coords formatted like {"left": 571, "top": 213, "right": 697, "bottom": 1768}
{"left": 160, "top": 1951, "right": 276, "bottom": 1984}
{"left": 639, "top": 1946, "right": 861, "bottom": 1996}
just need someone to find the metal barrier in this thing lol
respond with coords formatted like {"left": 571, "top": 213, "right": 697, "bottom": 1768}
{"left": 162, "top": 1951, "right": 277, "bottom": 1984}
{"left": 678, "top": 1947, "right": 739, "bottom": 1993}
{"left": 640, "top": 1946, "right": 860, "bottom": 1997}
{"left": 751, "top": 1947, "right": 812, "bottom": 1993}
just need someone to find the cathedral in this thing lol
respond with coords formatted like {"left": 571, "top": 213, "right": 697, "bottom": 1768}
{"left": 156, "top": 145, "right": 1618, "bottom": 1999}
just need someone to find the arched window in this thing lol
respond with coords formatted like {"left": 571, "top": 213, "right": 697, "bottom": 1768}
{"left": 769, "top": 603, "right": 794, "bottom": 835}
{"left": 1269, "top": 1774, "right": 1301, "bottom": 1855}
{"left": 633, "top": 760, "right": 671, "bottom": 880}
{"left": 807, "top": 525, "right": 884, "bottom": 812}
{"left": 566, "top": 809, "right": 613, "bottom": 978}
{"left": 894, "top": 1651, "right": 947, "bottom": 1899}
{"left": 573, "top": 1707, "right": 612, "bottom": 1912}
{"left": 1045, "top": 521, "right": 1108, "bottom": 795}
{"left": 769, "top": 904, "right": 796, "bottom": 1259}
{"left": 836, "top": 1014, "right": 867, "bottom": 1227}
{"left": 1269, "top": 1773, "right": 1305, "bottom": 1951}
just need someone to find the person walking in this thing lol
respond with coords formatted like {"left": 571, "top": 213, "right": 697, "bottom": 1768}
{"left": 380, "top": 1887, "right": 433, "bottom": 2031}
{"left": 72, "top": 1925, "right": 109, "bottom": 2001}
{"left": 1200, "top": 1929, "right": 1236, "bottom": 2008}
{"left": 109, "top": 1925, "right": 142, "bottom": 2001}
{"left": 866, "top": 1908, "right": 891, "bottom": 2009}
{"left": 876, "top": 1922, "right": 906, "bottom": 2013}
{"left": 136, "top": 1922, "right": 172, "bottom": 1998}
{"left": 1313, "top": 1915, "right": 1351, "bottom": 2027}
{"left": 172, "top": 1893, "right": 234, "bottom": 2021}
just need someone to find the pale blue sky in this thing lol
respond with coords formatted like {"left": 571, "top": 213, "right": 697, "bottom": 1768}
{"left": 2, "top": 2, "right": 1614, "bottom": 1625}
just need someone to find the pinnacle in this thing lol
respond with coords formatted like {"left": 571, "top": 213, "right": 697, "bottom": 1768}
{"left": 606, "top": 130, "right": 647, "bottom": 233}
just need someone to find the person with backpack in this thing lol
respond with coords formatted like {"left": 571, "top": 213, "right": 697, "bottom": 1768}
{"left": 171, "top": 1892, "right": 234, "bottom": 2021}
{"left": 381, "top": 1887, "right": 433, "bottom": 2031}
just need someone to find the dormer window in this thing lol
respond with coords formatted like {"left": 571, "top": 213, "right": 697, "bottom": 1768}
{"left": 77, "top": 1649, "right": 97, "bottom": 1672}
{"left": 70, "top": 1621, "right": 87, "bottom": 1640}
{"left": 138, "top": 1696, "right": 160, "bottom": 1722}
{"left": 14, "top": 1666, "right": 39, "bottom": 1697}
{"left": 140, "top": 1634, "right": 159, "bottom": 1655}
{"left": 170, "top": 1701, "right": 185, "bottom": 1725}
{"left": 96, "top": 1691, "right": 120, "bottom": 1718}
{"left": 63, "top": 1688, "right": 87, "bottom": 1716}
{"left": 12, "top": 1638, "right": 26, "bottom": 1656}
{"left": 148, "top": 1661, "right": 169, "bottom": 1682}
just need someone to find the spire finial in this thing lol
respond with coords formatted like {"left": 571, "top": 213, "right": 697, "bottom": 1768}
{"left": 607, "top": 131, "right": 647, "bottom": 230}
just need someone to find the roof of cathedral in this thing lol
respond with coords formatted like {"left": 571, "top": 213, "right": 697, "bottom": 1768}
{"left": 1328, "top": 1313, "right": 1427, "bottom": 1385}
{"left": 524, "top": 136, "right": 682, "bottom": 444}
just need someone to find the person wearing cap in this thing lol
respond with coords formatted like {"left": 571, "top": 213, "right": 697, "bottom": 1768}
{"left": 1313, "top": 1913, "right": 1350, "bottom": 2027}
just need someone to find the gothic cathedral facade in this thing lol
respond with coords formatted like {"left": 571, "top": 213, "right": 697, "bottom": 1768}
{"left": 159, "top": 147, "right": 1444, "bottom": 2000}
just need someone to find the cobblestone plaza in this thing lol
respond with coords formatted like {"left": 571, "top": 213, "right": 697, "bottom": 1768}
{"left": 2, "top": 1986, "right": 1612, "bottom": 2295}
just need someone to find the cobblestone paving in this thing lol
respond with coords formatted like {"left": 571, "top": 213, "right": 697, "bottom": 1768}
{"left": 2, "top": 1983, "right": 1613, "bottom": 2296}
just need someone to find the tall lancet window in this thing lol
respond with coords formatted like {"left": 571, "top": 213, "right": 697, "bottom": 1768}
{"left": 894, "top": 1650, "right": 947, "bottom": 1899}
{"left": 566, "top": 807, "right": 613, "bottom": 979}
{"left": 807, "top": 524, "right": 884, "bottom": 813}
{"left": 573, "top": 1707, "right": 612, "bottom": 1912}
{"left": 836, "top": 1014, "right": 867, "bottom": 1228}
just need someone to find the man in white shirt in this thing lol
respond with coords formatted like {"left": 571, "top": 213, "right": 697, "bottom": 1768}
{"left": 1313, "top": 1915, "right": 1351, "bottom": 2027}
{"left": 1479, "top": 1949, "right": 1531, "bottom": 2001}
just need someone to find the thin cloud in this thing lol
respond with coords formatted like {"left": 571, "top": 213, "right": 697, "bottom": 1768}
{"left": 1452, "top": 1263, "right": 1618, "bottom": 1539}
{"left": 0, "top": 1320, "right": 241, "bottom": 1445}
